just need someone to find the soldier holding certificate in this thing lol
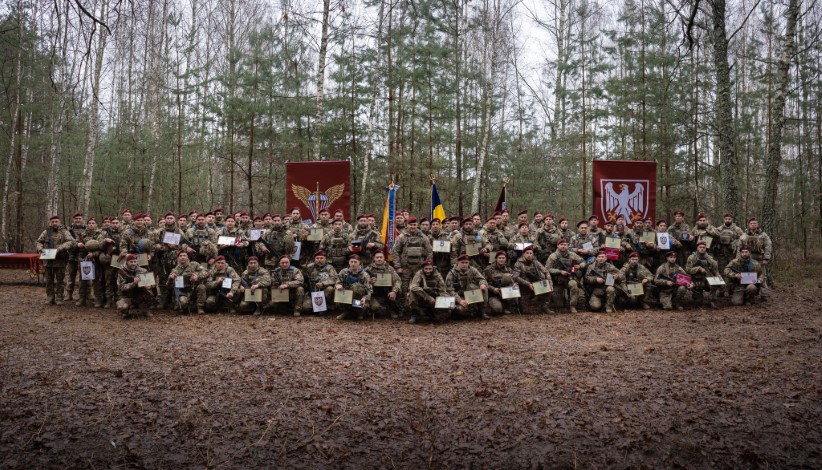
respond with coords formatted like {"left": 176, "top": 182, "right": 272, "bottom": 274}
{"left": 446, "top": 254, "right": 490, "bottom": 320}
{"left": 269, "top": 255, "right": 305, "bottom": 317}
{"left": 335, "top": 255, "right": 372, "bottom": 320}
{"left": 685, "top": 241, "right": 720, "bottom": 309}
{"left": 36, "top": 215, "right": 76, "bottom": 305}
{"left": 620, "top": 252, "right": 654, "bottom": 309}
{"left": 584, "top": 250, "right": 623, "bottom": 313}
{"left": 116, "top": 254, "right": 154, "bottom": 319}
{"left": 724, "top": 245, "right": 764, "bottom": 306}
{"left": 512, "top": 245, "right": 553, "bottom": 314}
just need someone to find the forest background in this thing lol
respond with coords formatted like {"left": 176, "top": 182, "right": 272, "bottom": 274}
{"left": 0, "top": 0, "right": 818, "bottom": 268}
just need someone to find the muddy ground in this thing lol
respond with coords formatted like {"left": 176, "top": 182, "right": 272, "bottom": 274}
{"left": 0, "top": 266, "right": 820, "bottom": 469}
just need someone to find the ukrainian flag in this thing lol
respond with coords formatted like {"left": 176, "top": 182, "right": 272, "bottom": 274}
{"left": 431, "top": 183, "right": 446, "bottom": 222}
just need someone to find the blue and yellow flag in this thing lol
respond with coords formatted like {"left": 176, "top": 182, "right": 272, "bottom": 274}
{"left": 381, "top": 183, "right": 400, "bottom": 259}
{"left": 430, "top": 183, "right": 446, "bottom": 222}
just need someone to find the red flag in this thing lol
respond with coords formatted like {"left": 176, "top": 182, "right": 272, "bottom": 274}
{"left": 286, "top": 161, "right": 351, "bottom": 223}
{"left": 593, "top": 160, "right": 656, "bottom": 228}
{"left": 494, "top": 186, "right": 507, "bottom": 213}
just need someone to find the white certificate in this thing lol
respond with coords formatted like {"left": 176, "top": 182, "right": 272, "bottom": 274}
{"left": 533, "top": 280, "right": 553, "bottom": 295}
{"left": 706, "top": 276, "right": 726, "bottom": 286}
{"left": 291, "top": 241, "right": 301, "bottom": 260}
{"left": 137, "top": 272, "right": 156, "bottom": 287}
{"left": 656, "top": 232, "right": 671, "bottom": 250}
{"left": 311, "top": 291, "right": 327, "bottom": 312}
{"left": 163, "top": 232, "right": 181, "bottom": 245}
{"left": 515, "top": 243, "right": 529, "bottom": 251}
{"left": 221, "top": 277, "right": 233, "bottom": 289}
{"left": 174, "top": 276, "right": 185, "bottom": 288}
{"left": 740, "top": 272, "right": 758, "bottom": 285}
{"left": 217, "top": 236, "right": 236, "bottom": 246}
{"left": 501, "top": 285, "right": 521, "bottom": 299}
{"left": 249, "top": 229, "right": 264, "bottom": 241}
{"left": 435, "top": 296, "right": 456, "bottom": 309}
{"left": 627, "top": 282, "right": 644, "bottom": 296}
{"left": 40, "top": 249, "right": 57, "bottom": 260}
{"left": 433, "top": 240, "right": 451, "bottom": 253}
{"left": 582, "top": 242, "right": 594, "bottom": 252}
{"left": 605, "top": 273, "right": 615, "bottom": 286}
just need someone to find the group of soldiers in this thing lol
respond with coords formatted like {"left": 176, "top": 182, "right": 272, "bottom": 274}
{"left": 36, "top": 206, "right": 771, "bottom": 322}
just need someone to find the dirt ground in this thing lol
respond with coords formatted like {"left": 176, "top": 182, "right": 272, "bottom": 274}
{"left": 1, "top": 264, "right": 820, "bottom": 469}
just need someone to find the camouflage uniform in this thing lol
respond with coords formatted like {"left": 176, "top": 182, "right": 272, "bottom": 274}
{"left": 269, "top": 265, "right": 305, "bottom": 316}
{"left": 348, "top": 225, "right": 385, "bottom": 266}
{"left": 170, "top": 260, "right": 209, "bottom": 313}
{"left": 445, "top": 266, "right": 489, "bottom": 319}
{"left": 215, "top": 226, "right": 249, "bottom": 273}
{"left": 75, "top": 227, "right": 103, "bottom": 306}
{"left": 654, "top": 261, "right": 690, "bottom": 310}
{"left": 546, "top": 249, "right": 585, "bottom": 311}
{"left": 320, "top": 229, "right": 352, "bottom": 272}
{"left": 450, "top": 228, "right": 485, "bottom": 271}
{"left": 724, "top": 256, "right": 764, "bottom": 306}
{"left": 713, "top": 222, "right": 743, "bottom": 274}
{"left": 685, "top": 251, "right": 720, "bottom": 307}
{"left": 97, "top": 226, "right": 122, "bottom": 307}
{"left": 204, "top": 265, "right": 241, "bottom": 313}
{"left": 116, "top": 265, "right": 154, "bottom": 317}
{"left": 536, "top": 225, "right": 560, "bottom": 264}
{"left": 366, "top": 262, "right": 401, "bottom": 318}
{"left": 183, "top": 224, "right": 217, "bottom": 263}
{"left": 150, "top": 224, "right": 186, "bottom": 309}
{"left": 483, "top": 261, "right": 518, "bottom": 315}
{"left": 478, "top": 226, "right": 510, "bottom": 266}
{"left": 36, "top": 226, "right": 76, "bottom": 304}
{"left": 668, "top": 221, "right": 693, "bottom": 266}
{"left": 255, "top": 225, "right": 295, "bottom": 269}
{"left": 508, "top": 232, "right": 539, "bottom": 267}
{"left": 391, "top": 231, "right": 433, "bottom": 311}
{"left": 65, "top": 223, "right": 86, "bottom": 300}
{"left": 620, "top": 261, "right": 654, "bottom": 309}
{"left": 589, "top": 226, "right": 605, "bottom": 246}
{"left": 569, "top": 232, "right": 599, "bottom": 263}
{"left": 301, "top": 262, "right": 339, "bottom": 314}
{"left": 119, "top": 225, "right": 153, "bottom": 256}
{"left": 584, "top": 260, "right": 623, "bottom": 312}
{"left": 238, "top": 265, "right": 272, "bottom": 314}
{"left": 335, "top": 267, "right": 372, "bottom": 320}
{"left": 408, "top": 268, "right": 447, "bottom": 322}
{"left": 739, "top": 228, "right": 772, "bottom": 296}
{"left": 513, "top": 256, "right": 552, "bottom": 314}
{"left": 427, "top": 228, "right": 452, "bottom": 278}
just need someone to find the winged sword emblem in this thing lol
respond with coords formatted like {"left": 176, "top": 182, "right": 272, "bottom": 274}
{"left": 291, "top": 183, "right": 346, "bottom": 221}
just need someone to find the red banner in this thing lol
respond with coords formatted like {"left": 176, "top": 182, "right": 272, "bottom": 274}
{"left": 286, "top": 161, "right": 351, "bottom": 223}
{"left": 592, "top": 160, "right": 656, "bottom": 228}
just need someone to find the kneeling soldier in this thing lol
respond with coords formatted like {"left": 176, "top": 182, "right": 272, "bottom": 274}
{"left": 654, "top": 251, "right": 694, "bottom": 310}
{"left": 169, "top": 251, "right": 209, "bottom": 314}
{"left": 205, "top": 255, "right": 240, "bottom": 313}
{"left": 335, "top": 255, "right": 372, "bottom": 320}
{"left": 408, "top": 260, "right": 447, "bottom": 324}
{"left": 238, "top": 256, "right": 271, "bottom": 315}
{"left": 484, "top": 250, "right": 518, "bottom": 315}
{"left": 620, "top": 252, "right": 653, "bottom": 309}
{"left": 116, "top": 254, "right": 155, "bottom": 319}
{"left": 269, "top": 255, "right": 305, "bottom": 317}
{"left": 584, "top": 250, "right": 623, "bottom": 313}
{"left": 724, "top": 245, "right": 764, "bottom": 306}
{"left": 685, "top": 241, "right": 720, "bottom": 309}
{"left": 301, "top": 250, "right": 339, "bottom": 315}
{"left": 446, "top": 254, "right": 490, "bottom": 320}
{"left": 513, "top": 245, "right": 553, "bottom": 314}
{"left": 366, "top": 251, "right": 402, "bottom": 318}
{"left": 547, "top": 239, "right": 585, "bottom": 313}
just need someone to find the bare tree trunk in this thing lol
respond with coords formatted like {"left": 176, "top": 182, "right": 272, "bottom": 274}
{"left": 358, "top": 0, "right": 386, "bottom": 214}
{"left": 761, "top": 0, "right": 800, "bottom": 256}
{"left": 313, "top": 0, "right": 331, "bottom": 160}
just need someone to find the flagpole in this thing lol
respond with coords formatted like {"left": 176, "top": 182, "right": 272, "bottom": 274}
{"left": 429, "top": 174, "right": 435, "bottom": 220}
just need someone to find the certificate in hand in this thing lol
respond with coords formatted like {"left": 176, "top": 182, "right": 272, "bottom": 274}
{"left": 740, "top": 272, "right": 758, "bottom": 285}
{"left": 706, "top": 276, "right": 726, "bottom": 286}
{"left": 375, "top": 273, "right": 393, "bottom": 287}
{"left": 604, "top": 237, "right": 621, "bottom": 249}
{"left": 627, "top": 282, "right": 644, "bottom": 296}
{"left": 244, "top": 288, "right": 263, "bottom": 302}
{"left": 433, "top": 240, "right": 451, "bottom": 253}
{"left": 435, "top": 296, "right": 456, "bottom": 309}
{"left": 463, "top": 289, "right": 484, "bottom": 304}
{"left": 271, "top": 288, "right": 290, "bottom": 303}
{"left": 501, "top": 285, "right": 521, "bottom": 299}
{"left": 137, "top": 272, "right": 156, "bottom": 287}
{"left": 334, "top": 289, "right": 354, "bottom": 304}
{"left": 533, "top": 280, "right": 553, "bottom": 295}
{"left": 163, "top": 232, "right": 181, "bottom": 245}
{"left": 465, "top": 243, "right": 481, "bottom": 257}
{"left": 40, "top": 249, "right": 57, "bottom": 260}
{"left": 217, "top": 236, "right": 236, "bottom": 246}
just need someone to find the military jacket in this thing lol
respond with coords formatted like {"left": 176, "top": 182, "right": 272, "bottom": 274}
{"left": 409, "top": 270, "right": 447, "bottom": 304}
{"left": 654, "top": 262, "right": 688, "bottom": 287}
{"left": 271, "top": 265, "right": 305, "bottom": 289}
{"left": 117, "top": 265, "right": 150, "bottom": 297}
{"left": 255, "top": 225, "right": 295, "bottom": 267}
{"left": 391, "top": 231, "right": 433, "bottom": 269}
{"left": 36, "top": 226, "right": 76, "bottom": 267}
{"left": 366, "top": 263, "right": 401, "bottom": 294}
{"left": 240, "top": 266, "right": 272, "bottom": 289}
{"left": 445, "top": 266, "right": 488, "bottom": 299}
{"left": 686, "top": 252, "right": 720, "bottom": 278}
{"left": 620, "top": 262, "right": 654, "bottom": 284}
{"left": 513, "top": 258, "right": 549, "bottom": 286}
{"left": 723, "top": 256, "right": 763, "bottom": 285}
{"left": 739, "top": 229, "right": 772, "bottom": 260}
{"left": 303, "top": 263, "right": 339, "bottom": 291}
{"left": 337, "top": 267, "right": 372, "bottom": 299}
{"left": 483, "top": 263, "right": 515, "bottom": 289}
{"left": 546, "top": 250, "right": 585, "bottom": 276}
{"left": 206, "top": 266, "right": 241, "bottom": 295}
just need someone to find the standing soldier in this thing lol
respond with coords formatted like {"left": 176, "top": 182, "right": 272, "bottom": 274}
{"left": 391, "top": 216, "right": 433, "bottom": 314}
{"left": 183, "top": 214, "right": 217, "bottom": 263}
{"left": 570, "top": 221, "right": 599, "bottom": 262}
{"left": 738, "top": 217, "right": 772, "bottom": 299}
{"left": 620, "top": 252, "right": 654, "bottom": 309}
{"left": 394, "top": 213, "right": 409, "bottom": 237}
{"left": 685, "top": 241, "right": 720, "bottom": 309}
{"left": 366, "top": 251, "right": 401, "bottom": 318}
{"left": 213, "top": 207, "right": 225, "bottom": 229}
{"left": 668, "top": 210, "right": 693, "bottom": 265}
{"left": 427, "top": 218, "right": 452, "bottom": 278}
{"left": 689, "top": 213, "right": 721, "bottom": 246}
{"left": 508, "top": 223, "right": 539, "bottom": 267}
{"left": 75, "top": 217, "right": 103, "bottom": 307}
{"left": 332, "top": 209, "right": 354, "bottom": 235}
{"left": 177, "top": 214, "right": 189, "bottom": 232}
{"left": 348, "top": 214, "right": 384, "bottom": 267}
{"left": 419, "top": 218, "right": 431, "bottom": 238}
{"left": 151, "top": 212, "right": 186, "bottom": 309}
{"left": 255, "top": 214, "right": 295, "bottom": 270}
{"left": 334, "top": 255, "right": 372, "bottom": 320}
{"left": 536, "top": 215, "right": 560, "bottom": 264}
{"left": 446, "top": 254, "right": 490, "bottom": 320}
{"left": 120, "top": 209, "right": 134, "bottom": 231}
{"left": 654, "top": 251, "right": 693, "bottom": 310}
{"left": 478, "top": 216, "right": 509, "bottom": 266}
{"left": 724, "top": 245, "right": 764, "bottom": 306}
{"left": 120, "top": 213, "right": 153, "bottom": 258}
{"left": 215, "top": 215, "right": 249, "bottom": 273}
{"left": 269, "top": 255, "right": 305, "bottom": 317}
{"left": 65, "top": 212, "right": 87, "bottom": 301}
{"left": 204, "top": 255, "right": 241, "bottom": 313}
{"left": 584, "top": 250, "right": 623, "bottom": 313}
{"left": 512, "top": 245, "right": 553, "bottom": 314}
{"left": 98, "top": 217, "right": 123, "bottom": 308}
{"left": 484, "top": 250, "right": 518, "bottom": 315}
{"left": 116, "top": 254, "right": 154, "bottom": 319}
{"left": 557, "top": 217, "right": 575, "bottom": 242}
{"left": 237, "top": 256, "right": 271, "bottom": 316}
{"left": 320, "top": 219, "right": 352, "bottom": 272}
{"left": 301, "top": 250, "right": 339, "bottom": 315}
{"left": 168, "top": 251, "right": 209, "bottom": 314}
{"left": 546, "top": 239, "right": 585, "bottom": 313}
{"left": 36, "top": 215, "right": 76, "bottom": 305}
{"left": 313, "top": 208, "right": 333, "bottom": 235}
{"left": 587, "top": 215, "right": 604, "bottom": 245}
{"left": 529, "top": 211, "right": 545, "bottom": 233}
{"left": 408, "top": 260, "right": 447, "bottom": 324}
{"left": 713, "top": 213, "right": 744, "bottom": 277}
{"left": 450, "top": 217, "right": 483, "bottom": 271}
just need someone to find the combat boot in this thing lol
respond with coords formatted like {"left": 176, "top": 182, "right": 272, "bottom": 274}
{"left": 478, "top": 311, "right": 491, "bottom": 320}
{"left": 541, "top": 303, "right": 555, "bottom": 314}
{"left": 54, "top": 296, "right": 64, "bottom": 305}
{"left": 605, "top": 306, "right": 614, "bottom": 313}
{"left": 65, "top": 290, "right": 74, "bottom": 301}
{"left": 407, "top": 314, "right": 418, "bottom": 324}
{"left": 292, "top": 308, "right": 300, "bottom": 317}
{"left": 76, "top": 298, "right": 87, "bottom": 307}
{"left": 93, "top": 300, "right": 104, "bottom": 308}
{"left": 569, "top": 306, "right": 578, "bottom": 313}
{"left": 336, "top": 311, "right": 352, "bottom": 320}
{"left": 44, "top": 295, "right": 55, "bottom": 305}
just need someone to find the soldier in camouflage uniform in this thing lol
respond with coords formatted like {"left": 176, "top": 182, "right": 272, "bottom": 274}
{"left": 204, "top": 255, "right": 241, "bottom": 313}
{"left": 546, "top": 239, "right": 585, "bottom": 313}
{"left": 587, "top": 215, "right": 605, "bottom": 246}
{"left": 689, "top": 213, "right": 721, "bottom": 248}
{"left": 116, "top": 254, "right": 154, "bottom": 319}
{"left": 654, "top": 251, "right": 693, "bottom": 310}
{"left": 334, "top": 255, "right": 372, "bottom": 320}
{"left": 215, "top": 215, "right": 249, "bottom": 273}
{"left": 213, "top": 207, "right": 225, "bottom": 229}
{"left": 450, "top": 217, "right": 484, "bottom": 271}
{"left": 120, "top": 209, "right": 134, "bottom": 231}
{"left": 620, "top": 251, "right": 654, "bottom": 309}
{"left": 584, "top": 250, "right": 624, "bottom": 313}
{"left": 634, "top": 217, "right": 657, "bottom": 271}
{"left": 408, "top": 260, "right": 447, "bottom": 324}
{"left": 668, "top": 210, "right": 693, "bottom": 266}
{"left": 169, "top": 251, "right": 209, "bottom": 314}
{"left": 150, "top": 212, "right": 186, "bottom": 309}
{"left": 569, "top": 221, "right": 599, "bottom": 262}
{"left": 332, "top": 209, "right": 354, "bottom": 235}
{"left": 446, "top": 254, "right": 490, "bottom": 320}
{"left": 236, "top": 256, "right": 271, "bottom": 315}
{"left": 97, "top": 217, "right": 123, "bottom": 308}
{"left": 347, "top": 214, "right": 385, "bottom": 266}
{"left": 391, "top": 217, "right": 433, "bottom": 313}
{"left": 119, "top": 213, "right": 154, "bottom": 261}
{"left": 313, "top": 208, "right": 333, "bottom": 236}
{"left": 738, "top": 217, "right": 772, "bottom": 299}
{"left": 301, "top": 250, "right": 339, "bottom": 315}
{"left": 269, "top": 255, "right": 305, "bottom": 317}
{"left": 36, "top": 215, "right": 76, "bottom": 305}
{"left": 255, "top": 214, "right": 295, "bottom": 269}
{"left": 419, "top": 218, "right": 431, "bottom": 238}
{"left": 685, "top": 240, "right": 720, "bottom": 308}
{"left": 75, "top": 217, "right": 103, "bottom": 307}
{"left": 713, "top": 213, "right": 744, "bottom": 279}
{"left": 320, "top": 219, "right": 352, "bottom": 272}
{"left": 366, "top": 251, "right": 401, "bottom": 318}
{"left": 724, "top": 245, "right": 764, "bottom": 306}
{"left": 512, "top": 245, "right": 553, "bottom": 314}
{"left": 183, "top": 214, "right": 217, "bottom": 263}
{"left": 529, "top": 211, "right": 545, "bottom": 233}
{"left": 64, "top": 212, "right": 86, "bottom": 301}
{"left": 478, "top": 217, "right": 509, "bottom": 266}
{"left": 427, "top": 218, "right": 452, "bottom": 278}
{"left": 557, "top": 217, "right": 575, "bottom": 244}
{"left": 536, "top": 215, "right": 560, "bottom": 264}
{"left": 394, "top": 213, "right": 409, "bottom": 237}
{"left": 508, "top": 222, "right": 539, "bottom": 266}
{"left": 484, "top": 250, "right": 519, "bottom": 315}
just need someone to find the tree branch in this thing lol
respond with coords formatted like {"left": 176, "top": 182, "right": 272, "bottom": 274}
{"left": 74, "top": 0, "right": 111, "bottom": 35}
